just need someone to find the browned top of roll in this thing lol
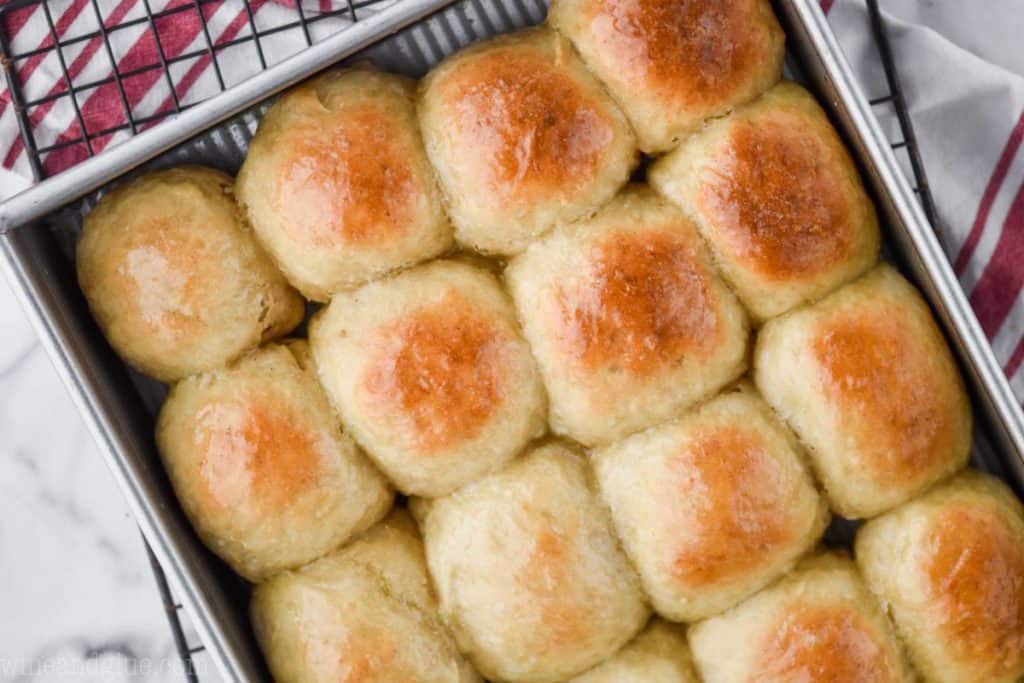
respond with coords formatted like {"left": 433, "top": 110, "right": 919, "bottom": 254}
{"left": 577, "top": 0, "right": 774, "bottom": 110}
{"left": 923, "top": 502, "right": 1024, "bottom": 674}
{"left": 811, "top": 303, "right": 960, "bottom": 481}
{"left": 699, "top": 118, "right": 853, "bottom": 280}
{"left": 361, "top": 292, "right": 510, "bottom": 453}
{"left": 669, "top": 425, "right": 794, "bottom": 588}
{"left": 275, "top": 98, "right": 422, "bottom": 249}
{"left": 552, "top": 228, "right": 722, "bottom": 376}
{"left": 437, "top": 45, "right": 616, "bottom": 202}
{"left": 85, "top": 167, "right": 234, "bottom": 344}
{"left": 757, "top": 605, "right": 898, "bottom": 682}
{"left": 118, "top": 220, "right": 209, "bottom": 336}
{"left": 519, "top": 524, "right": 594, "bottom": 646}
{"left": 192, "top": 395, "right": 323, "bottom": 512}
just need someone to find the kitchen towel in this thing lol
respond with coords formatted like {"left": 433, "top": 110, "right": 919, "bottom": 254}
{"left": 0, "top": 0, "right": 1022, "bottom": 397}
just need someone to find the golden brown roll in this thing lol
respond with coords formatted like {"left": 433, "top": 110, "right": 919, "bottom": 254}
{"left": 754, "top": 264, "right": 972, "bottom": 518}
{"left": 155, "top": 342, "right": 393, "bottom": 582}
{"left": 309, "top": 260, "right": 547, "bottom": 497}
{"left": 856, "top": 471, "right": 1024, "bottom": 683}
{"left": 236, "top": 68, "right": 452, "bottom": 301}
{"left": 569, "top": 619, "right": 698, "bottom": 683}
{"left": 689, "top": 553, "right": 915, "bottom": 683}
{"left": 593, "top": 387, "right": 828, "bottom": 621}
{"left": 251, "top": 509, "right": 482, "bottom": 683}
{"left": 416, "top": 442, "right": 650, "bottom": 682}
{"left": 505, "top": 186, "right": 748, "bottom": 446}
{"left": 650, "top": 82, "right": 880, "bottom": 321}
{"left": 77, "top": 166, "right": 303, "bottom": 383}
{"left": 418, "top": 27, "right": 637, "bottom": 255}
{"left": 549, "top": 0, "right": 784, "bottom": 153}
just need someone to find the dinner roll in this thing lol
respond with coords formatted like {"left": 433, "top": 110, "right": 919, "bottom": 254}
{"left": 252, "top": 509, "right": 482, "bottom": 683}
{"left": 856, "top": 471, "right": 1024, "bottom": 683}
{"left": 77, "top": 166, "right": 303, "bottom": 382}
{"left": 549, "top": 0, "right": 784, "bottom": 153}
{"left": 593, "top": 387, "right": 828, "bottom": 621}
{"left": 569, "top": 619, "right": 698, "bottom": 683}
{"left": 418, "top": 27, "right": 637, "bottom": 255}
{"left": 236, "top": 68, "right": 452, "bottom": 302}
{"left": 155, "top": 342, "right": 392, "bottom": 582}
{"left": 755, "top": 264, "right": 971, "bottom": 518}
{"left": 650, "top": 82, "right": 880, "bottom": 320}
{"left": 689, "top": 553, "right": 915, "bottom": 683}
{"left": 506, "top": 186, "right": 748, "bottom": 445}
{"left": 309, "top": 260, "right": 546, "bottom": 497}
{"left": 417, "top": 442, "right": 650, "bottom": 682}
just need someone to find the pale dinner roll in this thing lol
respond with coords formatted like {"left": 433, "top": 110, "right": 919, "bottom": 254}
{"left": 689, "top": 553, "right": 915, "bottom": 683}
{"left": 418, "top": 27, "right": 637, "bottom": 255}
{"left": 155, "top": 342, "right": 392, "bottom": 581}
{"left": 755, "top": 264, "right": 972, "bottom": 518}
{"left": 77, "top": 166, "right": 303, "bottom": 382}
{"left": 416, "top": 442, "right": 650, "bottom": 682}
{"left": 549, "top": 0, "right": 784, "bottom": 153}
{"left": 506, "top": 186, "right": 748, "bottom": 446}
{"left": 569, "top": 619, "right": 698, "bottom": 683}
{"left": 309, "top": 260, "right": 546, "bottom": 497}
{"left": 252, "top": 509, "right": 482, "bottom": 683}
{"left": 650, "top": 82, "right": 880, "bottom": 321}
{"left": 236, "top": 68, "right": 452, "bottom": 302}
{"left": 593, "top": 387, "right": 829, "bottom": 621}
{"left": 856, "top": 471, "right": 1024, "bottom": 683}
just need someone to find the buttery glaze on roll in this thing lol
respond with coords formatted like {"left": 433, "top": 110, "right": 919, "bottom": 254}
{"left": 236, "top": 68, "right": 452, "bottom": 301}
{"left": 252, "top": 509, "right": 482, "bottom": 683}
{"left": 593, "top": 388, "right": 828, "bottom": 621}
{"left": 856, "top": 471, "right": 1024, "bottom": 683}
{"left": 418, "top": 27, "right": 637, "bottom": 255}
{"left": 569, "top": 619, "right": 698, "bottom": 683}
{"left": 755, "top": 264, "right": 971, "bottom": 518}
{"left": 506, "top": 186, "right": 747, "bottom": 445}
{"left": 309, "top": 260, "right": 546, "bottom": 497}
{"left": 689, "top": 553, "right": 915, "bottom": 683}
{"left": 155, "top": 342, "right": 393, "bottom": 582}
{"left": 416, "top": 442, "right": 650, "bottom": 683}
{"left": 650, "top": 82, "right": 880, "bottom": 321}
{"left": 549, "top": 0, "right": 784, "bottom": 153}
{"left": 77, "top": 166, "right": 303, "bottom": 382}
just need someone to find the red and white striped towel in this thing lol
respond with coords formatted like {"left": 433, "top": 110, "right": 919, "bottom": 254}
{"left": 1, "top": 0, "right": 1022, "bottom": 400}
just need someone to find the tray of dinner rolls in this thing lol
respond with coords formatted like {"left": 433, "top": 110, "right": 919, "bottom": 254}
{"left": 4, "top": 0, "right": 1024, "bottom": 681}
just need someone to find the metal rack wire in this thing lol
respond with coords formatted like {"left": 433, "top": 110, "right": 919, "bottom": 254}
{"left": 864, "top": 0, "right": 940, "bottom": 231}
{"left": 0, "top": 0, "right": 939, "bottom": 680}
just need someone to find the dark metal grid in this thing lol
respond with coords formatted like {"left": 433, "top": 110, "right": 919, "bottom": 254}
{"left": 0, "top": 0, "right": 942, "bottom": 681}
{"left": 143, "top": 535, "right": 200, "bottom": 683}
{"left": 0, "top": 0, "right": 384, "bottom": 178}
{"left": 864, "top": 0, "right": 941, "bottom": 231}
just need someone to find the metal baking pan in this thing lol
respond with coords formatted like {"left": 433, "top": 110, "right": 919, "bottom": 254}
{"left": 2, "top": 1, "right": 1023, "bottom": 681}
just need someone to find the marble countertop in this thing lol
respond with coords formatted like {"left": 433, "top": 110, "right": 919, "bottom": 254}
{"left": 0, "top": 276, "right": 218, "bottom": 682}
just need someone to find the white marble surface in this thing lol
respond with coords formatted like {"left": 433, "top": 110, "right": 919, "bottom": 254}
{"left": 0, "top": 277, "right": 217, "bottom": 682}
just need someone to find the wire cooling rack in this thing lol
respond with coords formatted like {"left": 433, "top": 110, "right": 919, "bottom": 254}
{"left": 0, "top": 0, "right": 938, "bottom": 680}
